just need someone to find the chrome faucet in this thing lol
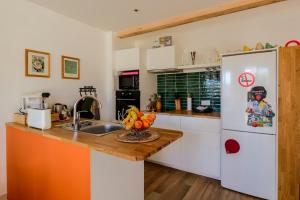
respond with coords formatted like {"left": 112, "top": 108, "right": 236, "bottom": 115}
{"left": 73, "top": 96, "right": 102, "bottom": 132}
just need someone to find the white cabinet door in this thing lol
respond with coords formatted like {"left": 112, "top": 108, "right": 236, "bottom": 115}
{"left": 149, "top": 115, "right": 221, "bottom": 178}
{"left": 221, "top": 130, "right": 276, "bottom": 199}
{"left": 181, "top": 117, "right": 221, "bottom": 179}
{"left": 146, "top": 46, "right": 176, "bottom": 70}
{"left": 222, "top": 51, "right": 277, "bottom": 134}
{"left": 148, "top": 114, "right": 183, "bottom": 170}
{"left": 148, "top": 139, "right": 184, "bottom": 170}
{"left": 114, "top": 48, "right": 140, "bottom": 71}
{"left": 182, "top": 130, "right": 220, "bottom": 179}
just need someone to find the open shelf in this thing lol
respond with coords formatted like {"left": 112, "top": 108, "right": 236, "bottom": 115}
{"left": 177, "top": 62, "right": 221, "bottom": 70}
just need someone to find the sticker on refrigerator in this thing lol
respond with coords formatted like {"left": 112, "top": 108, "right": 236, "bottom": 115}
{"left": 246, "top": 86, "right": 275, "bottom": 127}
{"left": 238, "top": 72, "right": 255, "bottom": 88}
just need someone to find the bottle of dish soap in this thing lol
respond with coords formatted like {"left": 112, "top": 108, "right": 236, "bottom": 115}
{"left": 187, "top": 93, "right": 192, "bottom": 111}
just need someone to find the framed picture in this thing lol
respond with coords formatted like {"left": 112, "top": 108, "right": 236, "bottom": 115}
{"left": 25, "top": 49, "right": 50, "bottom": 78}
{"left": 62, "top": 56, "right": 80, "bottom": 80}
{"left": 159, "top": 36, "right": 172, "bottom": 47}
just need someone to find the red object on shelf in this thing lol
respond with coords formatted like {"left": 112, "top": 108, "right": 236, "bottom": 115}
{"left": 285, "top": 40, "right": 300, "bottom": 47}
{"left": 225, "top": 139, "right": 240, "bottom": 154}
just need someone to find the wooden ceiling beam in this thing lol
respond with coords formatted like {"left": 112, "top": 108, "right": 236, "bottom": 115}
{"left": 117, "top": 0, "right": 286, "bottom": 38}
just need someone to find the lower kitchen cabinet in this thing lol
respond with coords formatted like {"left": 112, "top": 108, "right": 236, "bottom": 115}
{"left": 148, "top": 114, "right": 221, "bottom": 179}
{"left": 149, "top": 114, "right": 184, "bottom": 169}
{"left": 182, "top": 130, "right": 220, "bottom": 179}
{"left": 181, "top": 116, "right": 221, "bottom": 179}
{"left": 148, "top": 139, "right": 184, "bottom": 170}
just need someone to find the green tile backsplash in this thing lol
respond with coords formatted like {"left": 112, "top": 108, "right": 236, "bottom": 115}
{"left": 157, "top": 71, "right": 221, "bottom": 112}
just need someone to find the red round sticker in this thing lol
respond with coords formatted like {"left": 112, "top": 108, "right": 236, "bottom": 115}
{"left": 225, "top": 139, "right": 240, "bottom": 154}
{"left": 238, "top": 72, "right": 255, "bottom": 87}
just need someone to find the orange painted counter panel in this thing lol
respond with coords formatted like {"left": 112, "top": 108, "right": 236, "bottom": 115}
{"left": 6, "top": 125, "right": 90, "bottom": 200}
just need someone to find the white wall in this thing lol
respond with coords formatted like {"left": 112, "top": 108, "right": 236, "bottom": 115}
{"left": 113, "top": 0, "right": 300, "bottom": 58}
{"left": 0, "top": 0, "right": 113, "bottom": 195}
{"left": 113, "top": 0, "right": 300, "bottom": 113}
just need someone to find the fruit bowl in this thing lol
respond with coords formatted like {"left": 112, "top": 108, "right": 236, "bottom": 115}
{"left": 119, "top": 106, "right": 158, "bottom": 142}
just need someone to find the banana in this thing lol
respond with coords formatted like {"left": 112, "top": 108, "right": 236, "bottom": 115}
{"left": 128, "top": 106, "right": 139, "bottom": 114}
{"left": 130, "top": 111, "right": 138, "bottom": 120}
{"left": 122, "top": 115, "right": 131, "bottom": 125}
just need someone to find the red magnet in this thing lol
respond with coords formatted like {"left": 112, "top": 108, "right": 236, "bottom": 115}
{"left": 225, "top": 139, "right": 240, "bottom": 154}
{"left": 238, "top": 72, "right": 255, "bottom": 88}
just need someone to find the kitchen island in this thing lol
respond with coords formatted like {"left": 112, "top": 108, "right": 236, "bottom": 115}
{"left": 6, "top": 122, "right": 182, "bottom": 200}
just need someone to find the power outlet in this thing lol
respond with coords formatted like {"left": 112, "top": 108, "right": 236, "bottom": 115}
{"left": 201, "top": 100, "right": 211, "bottom": 106}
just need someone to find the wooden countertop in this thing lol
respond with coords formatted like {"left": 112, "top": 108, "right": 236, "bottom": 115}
{"left": 144, "top": 110, "right": 221, "bottom": 119}
{"left": 6, "top": 122, "right": 183, "bottom": 161}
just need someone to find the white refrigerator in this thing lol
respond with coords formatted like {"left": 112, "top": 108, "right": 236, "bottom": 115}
{"left": 221, "top": 50, "right": 277, "bottom": 200}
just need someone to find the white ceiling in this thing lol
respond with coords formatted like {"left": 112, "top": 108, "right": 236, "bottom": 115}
{"left": 27, "top": 0, "right": 232, "bottom": 31}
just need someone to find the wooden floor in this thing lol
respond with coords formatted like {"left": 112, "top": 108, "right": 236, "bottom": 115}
{"left": 2, "top": 163, "right": 261, "bottom": 200}
{"left": 145, "top": 162, "right": 261, "bottom": 200}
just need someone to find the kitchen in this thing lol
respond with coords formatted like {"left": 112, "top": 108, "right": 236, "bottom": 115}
{"left": 0, "top": 0, "right": 300, "bottom": 200}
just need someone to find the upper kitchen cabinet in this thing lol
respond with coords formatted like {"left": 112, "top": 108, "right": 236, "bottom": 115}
{"left": 114, "top": 48, "right": 141, "bottom": 71}
{"left": 146, "top": 46, "right": 178, "bottom": 72}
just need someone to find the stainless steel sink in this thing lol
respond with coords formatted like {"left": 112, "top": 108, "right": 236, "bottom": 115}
{"left": 80, "top": 124, "right": 122, "bottom": 135}
{"left": 56, "top": 121, "right": 123, "bottom": 136}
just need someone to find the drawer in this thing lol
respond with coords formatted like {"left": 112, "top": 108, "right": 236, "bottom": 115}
{"left": 152, "top": 114, "right": 181, "bottom": 130}
{"left": 180, "top": 116, "right": 221, "bottom": 133}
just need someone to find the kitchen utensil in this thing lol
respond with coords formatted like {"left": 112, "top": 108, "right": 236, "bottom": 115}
{"left": 187, "top": 93, "right": 192, "bottom": 111}
{"left": 52, "top": 103, "right": 67, "bottom": 114}
{"left": 175, "top": 99, "right": 181, "bottom": 111}
{"left": 51, "top": 113, "right": 60, "bottom": 122}
{"left": 41, "top": 92, "right": 50, "bottom": 109}
{"left": 190, "top": 51, "right": 196, "bottom": 65}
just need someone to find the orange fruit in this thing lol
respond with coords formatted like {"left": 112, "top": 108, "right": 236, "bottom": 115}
{"left": 142, "top": 120, "right": 150, "bottom": 128}
{"left": 134, "top": 120, "right": 143, "bottom": 129}
{"left": 137, "top": 112, "right": 144, "bottom": 118}
{"left": 147, "top": 117, "right": 153, "bottom": 124}
{"left": 148, "top": 113, "right": 156, "bottom": 121}
{"left": 144, "top": 118, "right": 152, "bottom": 125}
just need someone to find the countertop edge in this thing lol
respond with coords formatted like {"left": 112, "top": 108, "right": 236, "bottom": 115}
{"left": 6, "top": 122, "right": 183, "bottom": 162}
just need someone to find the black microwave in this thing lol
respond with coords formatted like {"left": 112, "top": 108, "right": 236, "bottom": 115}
{"left": 119, "top": 70, "right": 139, "bottom": 90}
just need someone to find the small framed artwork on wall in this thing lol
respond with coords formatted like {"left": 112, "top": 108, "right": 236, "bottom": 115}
{"left": 62, "top": 56, "right": 80, "bottom": 80}
{"left": 25, "top": 49, "right": 51, "bottom": 78}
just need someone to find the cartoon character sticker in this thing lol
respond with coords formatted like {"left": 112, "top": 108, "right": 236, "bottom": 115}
{"left": 246, "top": 86, "right": 275, "bottom": 127}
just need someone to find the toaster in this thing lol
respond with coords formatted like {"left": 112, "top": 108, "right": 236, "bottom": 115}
{"left": 27, "top": 108, "right": 51, "bottom": 130}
